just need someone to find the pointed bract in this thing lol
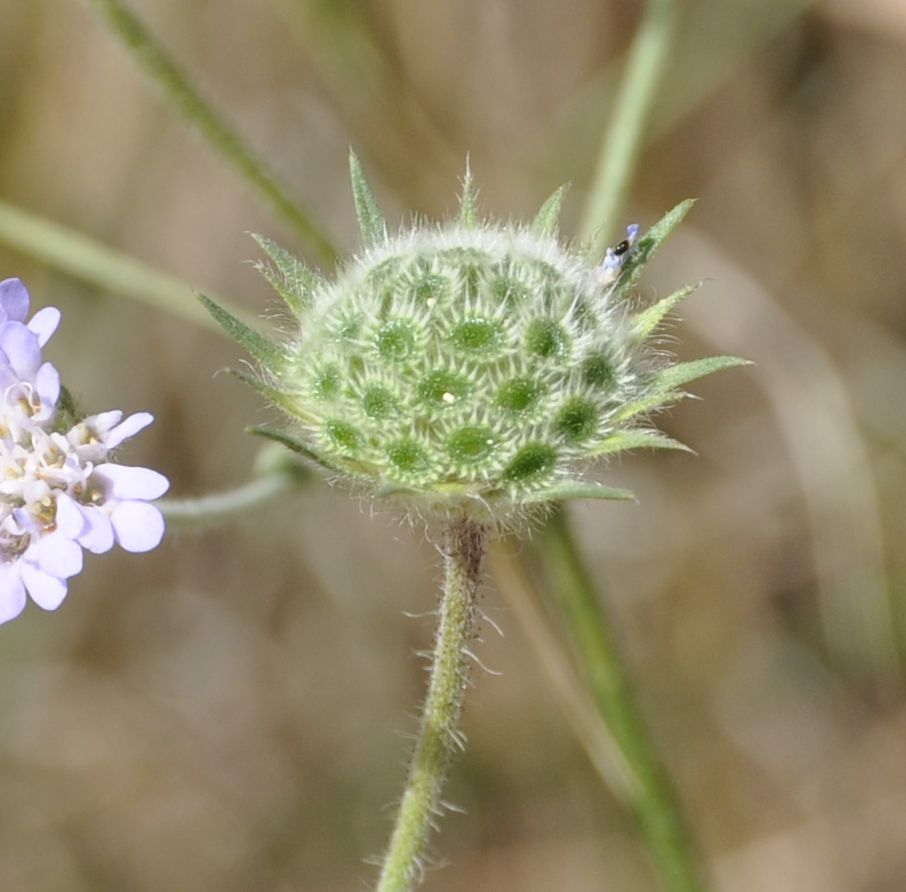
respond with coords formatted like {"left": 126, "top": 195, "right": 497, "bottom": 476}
{"left": 653, "top": 356, "right": 750, "bottom": 393}
{"left": 228, "top": 369, "right": 316, "bottom": 424}
{"left": 590, "top": 429, "right": 692, "bottom": 457}
{"left": 532, "top": 184, "right": 570, "bottom": 235}
{"left": 614, "top": 392, "right": 679, "bottom": 423}
{"left": 252, "top": 233, "right": 321, "bottom": 316}
{"left": 247, "top": 424, "right": 338, "bottom": 472}
{"left": 632, "top": 283, "right": 699, "bottom": 340}
{"left": 618, "top": 199, "right": 696, "bottom": 289}
{"left": 349, "top": 150, "right": 387, "bottom": 247}
{"left": 199, "top": 294, "right": 284, "bottom": 371}
{"left": 520, "top": 482, "right": 636, "bottom": 504}
{"left": 459, "top": 158, "right": 479, "bottom": 227}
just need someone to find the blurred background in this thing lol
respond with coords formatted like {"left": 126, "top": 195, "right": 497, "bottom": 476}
{"left": 1, "top": 1, "right": 905, "bottom": 889}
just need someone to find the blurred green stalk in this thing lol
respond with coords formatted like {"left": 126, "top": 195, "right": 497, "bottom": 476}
{"left": 0, "top": 197, "right": 248, "bottom": 329}
{"left": 85, "top": 0, "right": 339, "bottom": 266}
{"left": 539, "top": 509, "right": 706, "bottom": 892}
{"left": 579, "top": 0, "right": 675, "bottom": 253}
{"left": 540, "top": 2, "right": 709, "bottom": 891}
{"left": 160, "top": 458, "right": 309, "bottom": 528}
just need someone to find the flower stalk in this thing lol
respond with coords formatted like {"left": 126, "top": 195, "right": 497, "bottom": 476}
{"left": 85, "top": 0, "right": 339, "bottom": 265}
{"left": 159, "top": 465, "right": 307, "bottom": 529}
{"left": 579, "top": 0, "right": 676, "bottom": 252}
{"left": 538, "top": 507, "right": 706, "bottom": 892}
{"left": 376, "top": 517, "right": 486, "bottom": 892}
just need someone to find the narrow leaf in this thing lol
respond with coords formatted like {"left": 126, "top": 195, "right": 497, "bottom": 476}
{"left": 614, "top": 392, "right": 676, "bottom": 422}
{"left": 247, "top": 425, "right": 338, "bottom": 473}
{"left": 617, "top": 199, "right": 695, "bottom": 289}
{"left": 459, "top": 158, "right": 478, "bottom": 227}
{"left": 229, "top": 368, "right": 316, "bottom": 424}
{"left": 198, "top": 294, "right": 284, "bottom": 369}
{"left": 349, "top": 149, "right": 387, "bottom": 247}
{"left": 520, "top": 482, "right": 636, "bottom": 504}
{"left": 632, "top": 283, "right": 700, "bottom": 340}
{"left": 532, "top": 184, "right": 570, "bottom": 235}
{"left": 653, "top": 355, "right": 750, "bottom": 392}
{"left": 590, "top": 429, "right": 692, "bottom": 457}
{"left": 251, "top": 233, "right": 321, "bottom": 316}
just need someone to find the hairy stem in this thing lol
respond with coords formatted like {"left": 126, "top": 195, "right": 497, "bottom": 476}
{"left": 85, "top": 0, "right": 339, "bottom": 266}
{"left": 539, "top": 508, "right": 707, "bottom": 892}
{"left": 160, "top": 464, "right": 308, "bottom": 529}
{"left": 376, "top": 517, "right": 485, "bottom": 892}
{"left": 579, "top": 0, "right": 676, "bottom": 252}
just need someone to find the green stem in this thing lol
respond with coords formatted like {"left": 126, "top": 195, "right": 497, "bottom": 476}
{"left": 539, "top": 508, "right": 706, "bottom": 892}
{"left": 376, "top": 517, "right": 485, "bottom": 892}
{"left": 578, "top": 0, "right": 676, "bottom": 252}
{"left": 84, "top": 0, "right": 339, "bottom": 266}
{"left": 160, "top": 464, "right": 308, "bottom": 529}
{"left": 0, "top": 197, "right": 252, "bottom": 331}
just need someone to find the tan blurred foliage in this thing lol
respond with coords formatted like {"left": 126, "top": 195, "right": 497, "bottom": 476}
{"left": 1, "top": 1, "right": 905, "bottom": 890}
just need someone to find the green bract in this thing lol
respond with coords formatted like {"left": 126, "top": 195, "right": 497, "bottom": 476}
{"left": 203, "top": 153, "right": 746, "bottom": 524}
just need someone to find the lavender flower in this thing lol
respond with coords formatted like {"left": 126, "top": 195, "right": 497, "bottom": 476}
{"left": 0, "top": 278, "right": 168, "bottom": 624}
{"left": 599, "top": 223, "right": 640, "bottom": 285}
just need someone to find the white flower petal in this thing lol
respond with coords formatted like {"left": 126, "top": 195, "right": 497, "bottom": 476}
{"left": 21, "top": 563, "right": 68, "bottom": 611}
{"left": 27, "top": 306, "right": 61, "bottom": 347}
{"left": 95, "top": 464, "right": 169, "bottom": 500}
{"left": 34, "top": 534, "right": 83, "bottom": 579}
{"left": 0, "top": 566, "right": 27, "bottom": 623}
{"left": 90, "top": 410, "right": 124, "bottom": 433}
{"left": 106, "top": 412, "right": 154, "bottom": 449}
{"left": 55, "top": 493, "right": 87, "bottom": 538}
{"left": 111, "top": 501, "right": 166, "bottom": 553}
{"left": 77, "top": 506, "right": 115, "bottom": 554}
{"left": 35, "top": 362, "right": 60, "bottom": 413}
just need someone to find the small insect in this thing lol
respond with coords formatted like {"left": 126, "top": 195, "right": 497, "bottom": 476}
{"left": 599, "top": 223, "right": 640, "bottom": 286}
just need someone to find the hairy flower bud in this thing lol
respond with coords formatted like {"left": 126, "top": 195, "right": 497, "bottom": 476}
{"left": 204, "top": 155, "right": 745, "bottom": 525}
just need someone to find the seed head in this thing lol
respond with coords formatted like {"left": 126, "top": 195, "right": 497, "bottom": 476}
{"left": 204, "top": 154, "right": 745, "bottom": 526}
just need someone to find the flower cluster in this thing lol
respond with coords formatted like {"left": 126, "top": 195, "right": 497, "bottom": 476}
{"left": 204, "top": 155, "right": 745, "bottom": 526}
{"left": 0, "top": 278, "right": 168, "bottom": 624}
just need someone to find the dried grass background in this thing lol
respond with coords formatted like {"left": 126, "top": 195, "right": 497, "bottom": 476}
{"left": 1, "top": 1, "right": 905, "bottom": 890}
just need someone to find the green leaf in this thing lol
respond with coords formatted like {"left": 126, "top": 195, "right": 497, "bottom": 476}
{"left": 459, "top": 158, "right": 478, "bottom": 227}
{"left": 532, "top": 184, "right": 570, "bottom": 235}
{"left": 349, "top": 149, "right": 387, "bottom": 247}
{"left": 247, "top": 425, "right": 338, "bottom": 472}
{"left": 198, "top": 294, "right": 284, "bottom": 370}
{"left": 519, "top": 482, "right": 636, "bottom": 504}
{"left": 632, "top": 283, "right": 699, "bottom": 340}
{"left": 251, "top": 233, "right": 321, "bottom": 316}
{"left": 590, "top": 429, "right": 692, "bottom": 457}
{"left": 653, "top": 355, "right": 750, "bottom": 392}
{"left": 616, "top": 199, "right": 695, "bottom": 289}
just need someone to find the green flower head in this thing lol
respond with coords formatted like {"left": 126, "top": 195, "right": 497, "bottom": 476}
{"left": 203, "top": 153, "right": 745, "bottom": 526}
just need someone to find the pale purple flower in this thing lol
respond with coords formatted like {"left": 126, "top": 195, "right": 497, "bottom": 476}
{"left": 599, "top": 223, "right": 640, "bottom": 285}
{"left": 0, "top": 278, "right": 61, "bottom": 422}
{"left": 0, "top": 279, "right": 168, "bottom": 624}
